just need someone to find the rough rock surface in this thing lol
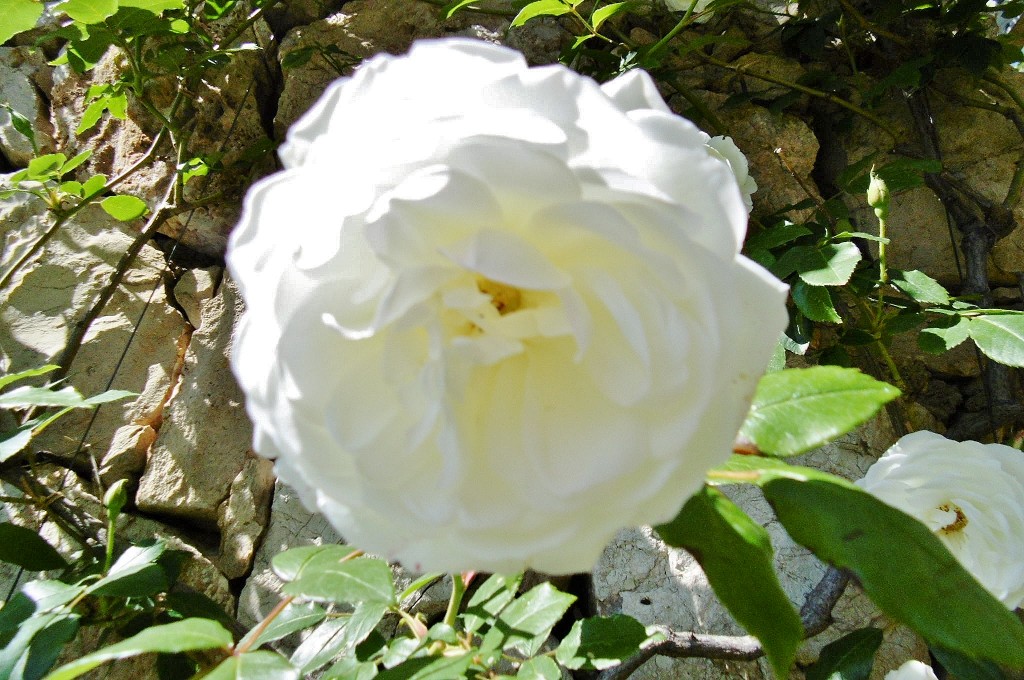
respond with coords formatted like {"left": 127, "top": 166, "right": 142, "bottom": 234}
{"left": 592, "top": 418, "right": 928, "bottom": 680}
{"left": 136, "top": 276, "right": 262, "bottom": 528}
{"left": 0, "top": 190, "right": 185, "bottom": 465}
{"left": 0, "top": 46, "right": 55, "bottom": 168}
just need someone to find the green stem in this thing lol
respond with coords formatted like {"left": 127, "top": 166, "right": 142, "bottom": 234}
{"left": 444, "top": 573, "right": 467, "bottom": 629}
{"left": 647, "top": 0, "right": 700, "bottom": 59}
{"left": 103, "top": 515, "right": 116, "bottom": 574}
{"left": 876, "top": 212, "right": 888, "bottom": 317}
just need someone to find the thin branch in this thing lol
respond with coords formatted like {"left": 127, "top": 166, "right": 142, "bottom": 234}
{"left": 596, "top": 567, "right": 850, "bottom": 680}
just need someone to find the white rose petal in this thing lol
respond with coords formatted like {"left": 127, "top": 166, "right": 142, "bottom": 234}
{"left": 857, "top": 430, "right": 1024, "bottom": 609}
{"left": 228, "top": 38, "right": 788, "bottom": 574}
{"left": 884, "top": 660, "right": 939, "bottom": 680}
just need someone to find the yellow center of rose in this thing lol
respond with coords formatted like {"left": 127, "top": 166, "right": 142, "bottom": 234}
{"left": 937, "top": 503, "right": 969, "bottom": 535}
{"left": 477, "top": 278, "right": 522, "bottom": 316}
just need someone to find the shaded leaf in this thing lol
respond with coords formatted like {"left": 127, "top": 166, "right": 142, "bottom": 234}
{"left": 804, "top": 627, "right": 883, "bottom": 680}
{"left": 44, "top": 618, "right": 233, "bottom": 680}
{"left": 0, "top": 366, "right": 58, "bottom": 392}
{"left": 462, "top": 573, "right": 522, "bottom": 634}
{"left": 592, "top": 1, "right": 634, "bottom": 31}
{"left": 0, "top": 524, "right": 66, "bottom": 571}
{"left": 656, "top": 487, "right": 801, "bottom": 678}
{"left": 238, "top": 601, "right": 326, "bottom": 650}
{"left": 555, "top": 615, "right": 649, "bottom": 671}
{"left": 739, "top": 367, "right": 900, "bottom": 457}
{"left": 88, "top": 542, "right": 168, "bottom": 597}
{"left": 792, "top": 280, "right": 841, "bottom": 323}
{"left": 204, "top": 651, "right": 298, "bottom": 680}
{"left": 764, "top": 479, "right": 1024, "bottom": 667}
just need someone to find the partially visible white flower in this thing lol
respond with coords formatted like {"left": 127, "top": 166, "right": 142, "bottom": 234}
{"left": 228, "top": 38, "right": 788, "bottom": 575}
{"left": 857, "top": 431, "right": 1024, "bottom": 609}
{"left": 665, "top": 0, "right": 714, "bottom": 21}
{"left": 884, "top": 660, "right": 939, "bottom": 680}
{"left": 706, "top": 135, "right": 758, "bottom": 212}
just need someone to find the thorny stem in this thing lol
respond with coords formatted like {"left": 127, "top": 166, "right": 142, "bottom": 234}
{"left": 700, "top": 54, "right": 900, "bottom": 142}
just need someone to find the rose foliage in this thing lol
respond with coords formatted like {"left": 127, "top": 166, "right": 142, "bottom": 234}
{"left": 227, "top": 38, "right": 788, "bottom": 574}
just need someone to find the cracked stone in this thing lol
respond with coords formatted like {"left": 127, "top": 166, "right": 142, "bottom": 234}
{"left": 136, "top": 275, "right": 253, "bottom": 527}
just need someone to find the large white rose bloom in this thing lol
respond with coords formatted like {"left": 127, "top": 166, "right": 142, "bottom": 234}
{"left": 884, "top": 660, "right": 939, "bottom": 680}
{"left": 857, "top": 431, "right": 1024, "bottom": 609}
{"left": 227, "top": 38, "right": 788, "bottom": 574}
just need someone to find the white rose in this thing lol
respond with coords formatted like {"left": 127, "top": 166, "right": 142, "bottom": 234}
{"left": 884, "top": 660, "right": 939, "bottom": 680}
{"left": 857, "top": 431, "right": 1024, "bottom": 609}
{"left": 706, "top": 135, "right": 758, "bottom": 212}
{"left": 227, "top": 38, "right": 788, "bottom": 574}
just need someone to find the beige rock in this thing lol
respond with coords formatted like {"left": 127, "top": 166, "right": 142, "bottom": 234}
{"left": 274, "top": 0, "right": 468, "bottom": 136}
{"left": 98, "top": 423, "right": 157, "bottom": 485}
{"left": 0, "top": 192, "right": 185, "bottom": 466}
{"left": 136, "top": 276, "right": 252, "bottom": 527}
{"left": 0, "top": 46, "right": 56, "bottom": 167}
{"left": 216, "top": 453, "right": 275, "bottom": 579}
{"left": 173, "top": 266, "right": 223, "bottom": 328}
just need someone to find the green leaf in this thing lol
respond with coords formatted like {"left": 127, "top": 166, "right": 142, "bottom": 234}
{"left": 82, "top": 174, "right": 107, "bottom": 196}
{"left": 462, "top": 573, "right": 522, "bottom": 634}
{"left": 204, "top": 651, "right": 299, "bottom": 680}
{"left": 375, "top": 653, "right": 474, "bottom": 680}
{"left": 322, "top": 656, "right": 377, "bottom": 680}
{"left": 496, "top": 582, "right": 576, "bottom": 656}
{"left": 57, "top": 0, "right": 119, "bottom": 24}
{"left": 1, "top": 611, "right": 79, "bottom": 680}
{"left": 0, "top": 386, "right": 86, "bottom": 409}
{"left": 656, "top": 487, "right": 801, "bottom": 678}
{"left": 763, "top": 479, "right": 1024, "bottom": 667}
{"left": 0, "top": 366, "right": 58, "bottom": 392}
{"left": 271, "top": 544, "right": 355, "bottom": 582}
{"left": 26, "top": 154, "right": 66, "bottom": 180}
{"left": 804, "top": 627, "right": 883, "bottom": 680}
{"left": 399, "top": 573, "right": 443, "bottom": 603}
{"left": 891, "top": 270, "right": 950, "bottom": 305}
{"left": 84, "top": 389, "right": 135, "bottom": 405}
{"left": 708, "top": 454, "right": 857, "bottom": 487}
{"left": 797, "top": 242, "right": 861, "bottom": 286}
{"left": 44, "top": 618, "right": 232, "bottom": 680}
{"left": 792, "top": 280, "right": 842, "bottom": 323}
{"left": 554, "top": 615, "right": 649, "bottom": 671}
{"left": 510, "top": 0, "right": 572, "bottom": 28}
{"left": 1, "top": 103, "right": 38, "bottom": 154}
{"left": 516, "top": 656, "right": 561, "bottom": 679}
{"left": 282, "top": 556, "right": 395, "bottom": 606}
{"left": 0, "top": 524, "right": 67, "bottom": 571}
{"left": 290, "top": 602, "right": 386, "bottom": 674}
{"left": 100, "top": 195, "right": 148, "bottom": 221}
{"left": 88, "top": 542, "right": 168, "bottom": 597}
{"left": 592, "top": 1, "right": 634, "bottom": 31}
{"left": 968, "top": 313, "right": 1024, "bottom": 367}
{"left": 745, "top": 222, "right": 813, "bottom": 253}
{"left": 0, "top": 423, "right": 36, "bottom": 462}
{"left": 0, "top": 0, "right": 44, "bottom": 43}
{"left": 238, "top": 601, "right": 326, "bottom": 650}
{"left": 930, "top": 645, "right": 1007, "bottom": 680}
{"left": 118, "top": 0, "right": 185, "bottom": 12}
{"left": 441, "top": 0, "right": 479, "bottom": 18}
{"left": 739, "top": 367, "right": 900, "bottom": 457}
{"left": 59, "top": 150, "right": 92, "bottom": 177}
{"left": 919, "top": 316, "right": 970, "bottom": 354}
